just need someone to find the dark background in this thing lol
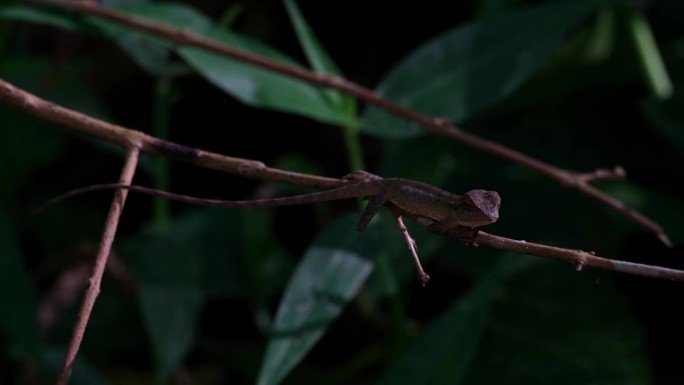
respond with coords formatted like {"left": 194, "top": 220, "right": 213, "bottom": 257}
{"left": 1, "top": 0, "right": 683, "bottom": 384}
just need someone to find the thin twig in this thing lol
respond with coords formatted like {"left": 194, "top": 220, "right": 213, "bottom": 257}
{"left": 28, "top": 0, "right": 669, "bottom": 245}
{"left": 393, "top": 215, "right": 430, "bottom": 286}
{"left": 453, "top": 230, "right": 684, "bottom": 281}
{"left": 55, "top": 147, "right": 139, "bottom": 385}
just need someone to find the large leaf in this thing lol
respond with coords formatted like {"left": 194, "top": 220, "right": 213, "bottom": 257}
{"left": 257, "top": 215, "right": 382, "bottom": 385}
{"left": 139, "top": 285, "right": 204, "bottom": 385}
{"left": 642, "top": 95, "right": 684, "bottom": 155}
{"left": 106, "top": 2, "right": 353, "bottom": 125}
{"left": 0, "top": 5, "right": 91, "bottom": 32}
{"left": 1, "top": 3, "right": 354, "bottom": 125}
{"left": 641, "top": 36, "right": 684, "bottom": 154}
{"left": 107, "top": 3, "right": 212, "bottom": 77}
{"left": 362, "top": 0, "right": 621, "bottom": 138}
{"left": 462, "top": 262, "right": 652, "bottom": 385}
{"left": 131, "top": 226, "right": 205, "bottom": 384}
{"left": 179, "top": 26, "right": 353, "bottom": 126}
{"left": 377, "top": 258, "right": 517, "bottom": 385}
{"left": 42, "top": 347, "right": 107, "bottom": 385}
{"left": 122, "top": 205, "right": 291, "bottom": 381}
{"left": 598, "top": 182, "right": 684, "bottom": 246}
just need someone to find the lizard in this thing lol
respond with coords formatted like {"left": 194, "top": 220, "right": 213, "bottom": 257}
{"left": 36, "top": 171, "right": 501, "bottom": 284}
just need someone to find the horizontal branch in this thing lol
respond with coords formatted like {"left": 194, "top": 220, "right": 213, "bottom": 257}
{"left": 435, "top": 229, "right": 684, "bottom": 282}
{"left": 0, "top": 77, "right": 681, "bottom": 283}
{"left": 0, "top": 78, "right": 339, "bottom": 191}
{"left": 29, "top": 0, "right": 670, "bottom": 246}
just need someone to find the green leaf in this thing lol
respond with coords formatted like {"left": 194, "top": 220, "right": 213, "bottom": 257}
{"left": 106, "top": 3, "right": 354, "bottom": 125}
{"left": 377, "top": 259, "right": 513, "bottom": 385}
{"left": 131, "top": 229, "right": 205, "bottom": 384}
{"left": 462, "top": 263, "right": 652, "bottom": 385}
{"left": 42, "top": 347, "right": 107, "bottom": 385}
{"left": 179, "top": 26, "right": 354, "bottom": 126}
{"left": 121, "top": 205, "right": 289, "bottom": 381}
{"left": 139, "top": 285, "right": 204, "bottom": 385}
{"left": 2, "top": 3, "right": 352, "bottom": 125}
{"left": 257, "top": 215, "right": 382, "bottom": 385}
{"left": 0, "top": 5, "right": 89, "bottom": 32}
{"left": 113, "top": 3, "right": 213, "bottom": 33}
{"left": 0, "top": 4, "right": 206, "bottom": 77}
{"left": 641, "top": 95, "right": 684, "bottom": 156}
{"left": 284, "top": 0, "right": 355, "bottom": 115}
{"left": 362, "top": 0, "right": 620, "bottom": 138}
{"left": 0, "top": 209, "right": 41, "bottom": 361}
{"left": 106, "top": 3, "right": 212, "bottom": 77}
{"left": 598, "top": 181, "right": 684, "bottom": 246}
{"left": 626, "top": 9, "right": 672, "bottom": 100}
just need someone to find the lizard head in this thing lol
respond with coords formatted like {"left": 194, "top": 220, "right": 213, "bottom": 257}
{"left": 458, "top": 190, "right": 501, "bottom": 227}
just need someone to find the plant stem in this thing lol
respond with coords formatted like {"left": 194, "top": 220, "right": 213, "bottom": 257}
{"left": 627, "top": 9, "right": 672, "bottom": 100}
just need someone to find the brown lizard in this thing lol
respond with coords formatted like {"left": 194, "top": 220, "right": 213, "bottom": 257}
{"left": 36, "top": 171, "right": 501, "bottom": 284}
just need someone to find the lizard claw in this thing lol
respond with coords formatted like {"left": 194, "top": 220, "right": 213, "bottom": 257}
{"left": 419, "top": 272, "right": 431, "bottom": 287}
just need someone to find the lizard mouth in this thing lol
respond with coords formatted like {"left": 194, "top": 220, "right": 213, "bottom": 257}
{"left": 470, "top": 213, "right": 498, "bottom": 227}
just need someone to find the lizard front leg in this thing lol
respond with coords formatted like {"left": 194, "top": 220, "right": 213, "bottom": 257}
{"left": 341, "top": 170, "right": 387, "bottom": 231}
{"left": 357, "top": 189, "right": 390, "bottom": 231}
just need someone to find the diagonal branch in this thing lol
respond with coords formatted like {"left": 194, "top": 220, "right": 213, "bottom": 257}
{"left": 28, "top": 0, "right": 670, "bottom": 245}
{"left": 55, "top": 147, "right": 139, "bottom": 385}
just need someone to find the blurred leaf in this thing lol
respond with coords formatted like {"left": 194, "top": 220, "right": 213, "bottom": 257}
{"left": 112, "top": 2, "right": 213, "bottom": 33}
{"left": 106, "top": 3, "right": 212, "bottom": 77}
{"left": 122, "top": 208, "right": 246, "bottom": 381}
{"left": 580, "top": 6, "right": 615, "bottom": 63}
{"left": 257, "top": 215, "right": 382, "bottom": 385}
{"left": 104, "top": 2, "right": 356, "bottom": 125}
{"left": 0, "top": 5, "right": 90, "bottom": 32}
{"left": 626, "top": 9, "right": 672, "bottom": 100}
{"left": 42, "top": 347, "right": 107, "bottom": 385}
{"left": 78, "top": 281, "right": 147, "bottom": 356}
{"left": 240, "top": 208, "right": 292, "bottom": 303}
{"left": 463, "top": 263, "right": 652, "bottom": 385}
{"left": 0, "top": 117, "right": 66, "bottom": 202}
{"left": 119, "top": 204, "right": 292, "bottom": 380}
{"left": 641, "top": 95, "right": 684, "bottom": 155}
{"left": 179, "top": 27, "right": 354, "bottom": 126}
{"left": 139, "top": 285, "right": 204, "bottom": 384}
{"left": 128, "top": 228, "right": 205, "bottom": 383}
{"left": 284, "top": 0, "right": 355, "bottom": 115}
{"left": 2, "top": 3, "right": 353, "bottom": 125}
{"left": 0, "top": 209, "right": 42, "bottom": 361}
{"left": 476, "top": 0, "right": 519, "bottom": 17}
{"left": 598, "top": 181, "right": 684, "bottom": 246}
{"left": 0, "top": 4, "right": 202, "bottom": 77}
{"left": 0, "top": 57, "right": 70, "bottom": 202}
{"left": 362, "top": 0, "right": 621, "bottom": 138}
{"left": 123, "top": 208, "right": 249, "bottom": 295}
{"left": 377, "top": 258, "right": 515, "bottom": 385}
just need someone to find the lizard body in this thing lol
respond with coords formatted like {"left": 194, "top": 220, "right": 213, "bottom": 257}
{"left": 38, "top": 171, "right": 500, "bottom": 231}
{"left": 37, "top": 172, "right": 500, "bottom": 286}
